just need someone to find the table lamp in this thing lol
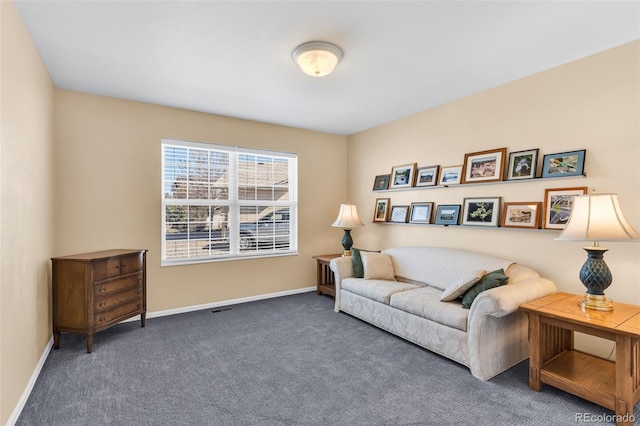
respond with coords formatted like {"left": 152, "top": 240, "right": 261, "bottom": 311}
{"left": 555, "top": 193, "right": 640, "bottom": 311}
{"left": 332, "top": 204, "right": 364, "bottom": 256}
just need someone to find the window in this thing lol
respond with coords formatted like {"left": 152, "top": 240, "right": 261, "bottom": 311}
{"left": 161, "top": 138, "right": 297, "bottom": 265}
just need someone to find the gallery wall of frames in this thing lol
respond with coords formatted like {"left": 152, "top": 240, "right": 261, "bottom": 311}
{"left": 371, "top": 147, "right": 587, "bottom": 230}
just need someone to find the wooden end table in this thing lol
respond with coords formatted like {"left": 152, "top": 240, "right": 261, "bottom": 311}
{"left": 520, "top": 292, "right": 640, "bottom": 425}
{"left": 312, "top": 254, "right": 342, "bottom": 297}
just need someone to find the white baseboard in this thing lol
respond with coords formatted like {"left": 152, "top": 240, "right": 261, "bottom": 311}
{"left": 9, "top": 286, "right": 316, "bottom": 425}
{"left": 7, "top": 336, "right": 54, "bottom": 426}
{"left": 142, "top": 285, "right": 316, "bottom": 320}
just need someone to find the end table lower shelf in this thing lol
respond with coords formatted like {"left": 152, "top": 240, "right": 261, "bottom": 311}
{"left": 541, "top": 350, "right": 616, "bottom": 409}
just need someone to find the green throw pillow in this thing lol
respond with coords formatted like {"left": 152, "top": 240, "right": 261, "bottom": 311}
{"left": 352, "top": 248, "right": 380, "bottom": 278}
{"left": 460, "top": 269, "right": 509, "bottom": 309}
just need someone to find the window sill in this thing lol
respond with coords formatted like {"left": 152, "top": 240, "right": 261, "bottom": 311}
{"left": 160, "top": 250, "right": 299, "bottom": 267}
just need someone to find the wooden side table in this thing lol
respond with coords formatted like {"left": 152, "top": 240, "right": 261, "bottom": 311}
{"left": 520, "top": 292, "right": 640, "bottom": 425}
{"left": 52, "top": 249, "right": 147, "bottom": 353}
{"left": 312, "top": 254, "right": 342, "bottom": 297}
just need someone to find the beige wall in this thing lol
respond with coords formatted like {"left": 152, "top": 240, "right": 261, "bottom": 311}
{"left": 347, "top": 41, "right": 640, "bottom": 355}
{"left": 0, "top": 1, "right": 56, "bottom": 424}
{"left": 54, "top": 91, "right": 348, "bottom": 312}
{"left": 4, "top": 3, "right": 347, "bottom": 421}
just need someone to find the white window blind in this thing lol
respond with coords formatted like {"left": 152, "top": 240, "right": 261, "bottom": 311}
{"left": 161, "top": 138, "right": 297, "bottom": 265}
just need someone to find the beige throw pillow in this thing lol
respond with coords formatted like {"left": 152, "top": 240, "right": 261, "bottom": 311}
{"left": 361, "top": 252, "right": 396, "bottom": 281}
{"left": 439, "top": 270, "right": 486, "bottom": 302}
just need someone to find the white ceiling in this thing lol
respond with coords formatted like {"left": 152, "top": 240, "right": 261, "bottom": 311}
{"left": 14, "top": 1, "right": 640, "bottom": 136}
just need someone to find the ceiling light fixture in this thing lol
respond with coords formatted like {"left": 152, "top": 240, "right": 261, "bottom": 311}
{"left": 292, "top": 41, "right": 343, "bottom": 77}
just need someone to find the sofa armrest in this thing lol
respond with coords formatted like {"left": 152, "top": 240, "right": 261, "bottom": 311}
{"left": 330, "top": 257, "right": 354, "bottom": 312}
{"left": 467, "top": 277, "right": 556, "bottom": 380}
{"left": 469, "top": 277, "right": 557, "bottom": 319}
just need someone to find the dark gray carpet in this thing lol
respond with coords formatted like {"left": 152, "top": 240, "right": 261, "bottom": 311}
{"left": 17, "top": 292, "right": 637, "bottom": 425}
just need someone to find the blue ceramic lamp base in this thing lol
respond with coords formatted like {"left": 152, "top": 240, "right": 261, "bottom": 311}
{"left": 340, "top": 229, "right": 353, "bottom": 257}
{"left": 578, "top": 246, "right": 614, "bottom": 312}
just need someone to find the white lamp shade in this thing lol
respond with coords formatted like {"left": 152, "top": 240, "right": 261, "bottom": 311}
{"left": 332, "top": 204, "right": 364, "bottom": 229}
{"left": 555, "top": 194, "right": 640, "bottom": 242}
{"left": 293, "top": 42, "right": 343, "bottom": 77}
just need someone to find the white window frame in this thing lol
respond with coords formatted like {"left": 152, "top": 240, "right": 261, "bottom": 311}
{"left": 161, "top": 138, "right": 298, "bottom": 266}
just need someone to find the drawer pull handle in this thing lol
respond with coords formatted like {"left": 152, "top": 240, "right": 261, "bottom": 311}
{"left": 122, "top": 263, "right": 127, "bottom": 268}
{"left": 99, "top": 316, "right": 105, "bottom": 323}
{"left": 99, "top": 287, "right": 106, "bottom": 293}
{"left": 99, "top": 301, "right": 106, "bottom": 308}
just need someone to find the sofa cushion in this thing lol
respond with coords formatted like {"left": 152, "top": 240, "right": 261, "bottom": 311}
{"left": 351, "top": 248, "right": 380, "bottom": 278}
{"left": 461, "top": 269, "right": 510, "bottom": 309}
{"left": 361, "top": 252, "right": 396, "bottom": 281}
{"left": 342, "top": 278, "right": 421, "bottom": 305}
{"left": 439, "top": 270, "right": 486, "bottom": 302}
{"left": 390, "top": 287, "right": 470, "bottom": 332}
{"left": 383, "top": 247, "right": 513, "bottom": 291}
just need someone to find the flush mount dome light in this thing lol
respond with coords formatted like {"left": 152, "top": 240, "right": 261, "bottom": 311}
{"left": 292, "top": 41, "right": 343, "bottom": 77}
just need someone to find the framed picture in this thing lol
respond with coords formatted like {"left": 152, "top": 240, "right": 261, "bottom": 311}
{"left": 462, "top": 197, "right": 502, "bottom": 227}
{"left": 501, "top": 202, "right": 542, "bottom": 229}
{"left": 409, "top": 202, "right": 434, "bottom": 223}
{"left": 434, "top": 204, "right": 461, "bottom": 225}
{"left": 461, "top": 148, "right": 507, "bottom": 184}
{"left": 389, "top": 163, "right": 417, "bottom": 189}
{"left": 389, "top": 205, "right": 410, "bottom": 223}
{"left": 541, "top": 149, "right": 586, "bottom": 178}
{"left": 415, "top": 165, "right": 440, "bottom": 187}
{"left": 372, "top": 174, "right": 390, "bottom": 191}
{"left": 373, "top": 198, "right": 390, "bottom": 222}
{"left": 543, "top": 187, "right": 588, "bottom": 230}
{"left": 507, "top": 149, "right": 539, "bottom": 180}
{"left": 438, "top": 165, "right": 462, "bottom": 186}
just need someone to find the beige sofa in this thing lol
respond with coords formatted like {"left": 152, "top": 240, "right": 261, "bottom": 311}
{"left": 329, "top": 246, "right": 556, "bottom": 380}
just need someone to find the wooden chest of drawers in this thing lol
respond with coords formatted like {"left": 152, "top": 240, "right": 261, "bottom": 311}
{"left": 52, "top": 249, "right": 147, "bottom": 353}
